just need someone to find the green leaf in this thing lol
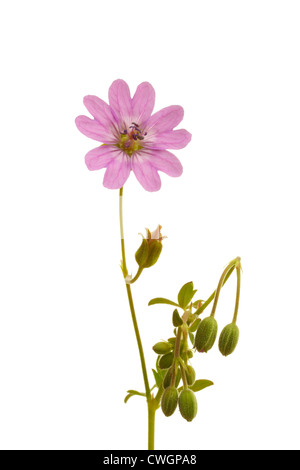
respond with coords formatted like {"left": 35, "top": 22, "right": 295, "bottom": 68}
{"left": 124, "top": 394, "right": 133, "bottom": 404}
{"left": 148, "top": 297, "right": 180, "bottom": 307}
{"left": 126, "top": 389, "right": 146, "bottom": 396}
{"left": 178, "top": 379, "right": 214, "bottom": 394}
{"left": 152, "top": 368, "right": 163, "bottom": 387}
{"left": 190, "top": 380, "right": 214, "bottom": 392}
{"left": 177, "top": 282, "right": 197, "bottom": 309}
{"left": 172, "top": 309, "right": 183, "bottom": 327}
{"left": 188, "top": 331, "right": 195, "bottom": 344}
{"left": 124, "top": 389, "right": 146, "bottom": 404}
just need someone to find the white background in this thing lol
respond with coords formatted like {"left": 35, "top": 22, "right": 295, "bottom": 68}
{"left": 0, "top": 0, "right": 299, "bottom": 451}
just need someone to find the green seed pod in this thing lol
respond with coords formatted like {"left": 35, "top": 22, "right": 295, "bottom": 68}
{"left": 218, "top": 323, "right": 240, "bottom": 356}
{"left": 178, "top": 389, "right": 198, "bottom": 422}
{"left": 135, "top": 238, "right": 149, "bottom": 267}
{"left": 158, "top": 352, "right": 174, "bottom": 370}
{"left": 152, "top": 341, "right": 172, "bottom": 355}
{"left": 194, "top": 316, "right": 218, "bottom": 352}
{"left": 185, "top": 365, "right": 196, "bottom": 386}
{"left": 161, "top": 386, "right": 178, "bottom": 417}
{"left": 143, "top": 240, "right": 162, "bottom": 268}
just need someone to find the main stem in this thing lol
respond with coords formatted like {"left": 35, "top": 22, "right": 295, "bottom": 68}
{"left": 119, "top": 187, "right": 155, "bottom": 450}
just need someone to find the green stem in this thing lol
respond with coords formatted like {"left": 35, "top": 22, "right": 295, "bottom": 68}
{"left": 154, "top": 383, "right": 164, "bottom": 404}
{"left": 179, "top": 363, "right": 188, "bottom": 389}
{"left": 124, "top": 283, "right": 151, "bottom": 401}
{"left": 171, "top": 328, "right": 182, "bottom": 387}
{"left": 211, "top": 257, "right": 240, "bottom": 317}
{"left": 233, "top": 265, "right": 241, "bottom": 324}
{"left": 194, "top": 265, "right": 235, "bottom": 316}
{"left": 148, "top": 401, "right": 156, "bottom": 450}
{"left": 119, "top": 187, "right": 153, "bottom": 448}
{"left": 119, "top": 187, "right": 128, "bottom": 278}
{"left": 128, "top": 266, "right": 144, "bottom": 284}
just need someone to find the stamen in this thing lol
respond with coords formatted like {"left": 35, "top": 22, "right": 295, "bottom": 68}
{"left": 118, "top": 122, "right": 147, "bottom": 155}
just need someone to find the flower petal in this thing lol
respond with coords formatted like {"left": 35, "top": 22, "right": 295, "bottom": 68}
{"left": 139, "top": 149, "right": 183, "bottom": 177}
{"left": 131, "top": 153, "right": 161, "bottom": 192}
{"left": 108, "top": 79, "right": 132, "bottom": 126}
{"left": 132, "top": 82, "right": 155, "bottom": 125}
{"left": 145, "top": 105, "right": 184, "bottom": 134}
{"left": 75, "top": 115, "right": 113, "bottom": 143}
{"left": 146, "top": 129, "right": 192, "bottom": 150}
{"left": 103, "top": 151, "right": 131, "bottom": 189}
{"left": 83, "top": 95, "right": 117, "bottom": 131}
{"left": 85, "top": 145, "right": 117, "bottom": 171}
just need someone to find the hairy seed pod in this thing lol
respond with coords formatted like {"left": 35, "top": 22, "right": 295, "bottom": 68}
{"left": 152, "top": 342, "right": 172, "bottom": 355}
{"left": 218, "top": 323, "right": 240, "bottom": 356}
{"left": 186, "top": 365, "right": 196, "bottom": 386}
{"left": 161, "top": 386, "right": 178, "bottom": 417}
{"left": 194, "top": 316, "right": 218, "bottom": 352}
{"left": 158, "top": 352, "right": 174, "bottom": 370}
{"left": 178, "top": 389, "right": 198, "bottom": 422}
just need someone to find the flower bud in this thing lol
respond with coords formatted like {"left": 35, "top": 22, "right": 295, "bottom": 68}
{"left": 161, "top": 386, "right": 178, "bottom": 417}
{"left": 218, "top": 322, "right": 240, "bottom": 356}
{"left": 194, "top": 316, "right": 218, "bottom": 353}
{"left": 185, "top": 365, "right": 196, "bottom": 386}
{"left": 158, "top": 352, "right": 174, "bottom": 370}
{"left": 178, "top": 389, "right": 198, "bottom": 422}
{"left": 152, "top": 341, "right": 172, "bottom": 355}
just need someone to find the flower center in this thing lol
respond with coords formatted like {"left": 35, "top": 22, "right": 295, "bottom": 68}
{"left": 118, "top": 122, "right": 147, "bottom": 156}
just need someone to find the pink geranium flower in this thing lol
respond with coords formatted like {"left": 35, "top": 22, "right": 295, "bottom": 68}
{"left": 75, "top": 79, "right": 191, "bottom": 191}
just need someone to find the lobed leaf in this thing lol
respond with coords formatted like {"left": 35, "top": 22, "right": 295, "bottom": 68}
{"left": 177, "top": 282, "right": 197, "bottom": 309}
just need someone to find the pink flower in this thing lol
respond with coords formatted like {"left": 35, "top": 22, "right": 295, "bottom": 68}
{"left": 75, "top": 80, "right": 191, "bottom": 191}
